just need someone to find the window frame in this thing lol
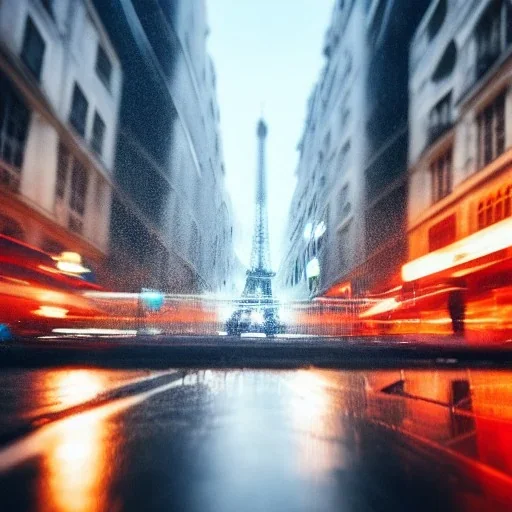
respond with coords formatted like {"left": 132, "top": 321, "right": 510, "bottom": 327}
{"left": 430, "top": 147, "right": 453, "bottom": 203}
{"left": 476, "top": 184, "right": 512, "bottom": 231}
{"left": 91, "top": 111, "right": 106, "bottom": 157}
{"left": 477, "top": 90, "right": 507, "bottom": 168}
{"left": 0, "top": 75, "right": 30, "bottom": 191}
{"left": 69, "top": 83, "right": 89, "bottom": 137}
{"left": 20, "top": 16, "right": 46, "bottom": 82}
{"left": 95, "top": 44, "right": 113, "bottom": 90}
{"left": 55, "top": 142, "right": 89, "bottom": 234}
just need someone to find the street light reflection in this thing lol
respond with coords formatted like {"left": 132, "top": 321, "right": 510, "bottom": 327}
{"left": 38, "top": 370, "right": 118, "bottom": 512}
{"left": 47, "top": 370, "right": 104, "bottom": 409}
{"left": 289, "top": 370, "right": 345, "bottom": 476}
{"left": 44, "top": 413, "right": 106, "bottom": 512}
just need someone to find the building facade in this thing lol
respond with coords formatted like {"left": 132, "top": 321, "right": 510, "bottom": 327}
{"left": 93, "top": 0, "right": 234, "bottom": 293}
{"left": 404, "top": 0, "right": 512, "bottom": 287}
{"left": 0, "top": 0, "right": 121, "bottom": 275}
{"left": 278, "top": 0, "right": 429, "bottom": 299}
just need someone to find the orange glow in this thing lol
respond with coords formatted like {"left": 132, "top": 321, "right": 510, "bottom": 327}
{"left": 338, "top": 282, "right": 351, "bottom": 296}
{"left": 33, "top": 306, "right": 68, "bottom": 319}
{"left": 402, "top": 216, "right": 512, "bottom": 282}
{"left": 48, "top": 370, "right": 104, "bottom": 409}
{"left": 359, "top": 297, "right": 399, "bottom": 318}
{"left": 39, "top": 371, "right": 111, "bottom": 512}
{"left": 42, "top": 409, "right": 109, "bottom": 512}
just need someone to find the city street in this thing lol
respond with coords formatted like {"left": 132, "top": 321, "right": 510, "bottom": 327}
{"left": 0, "top": 366, "right": 511, "bottom": 511}
{"left": 0, "top": 0, "right": 512, "bottom": 509}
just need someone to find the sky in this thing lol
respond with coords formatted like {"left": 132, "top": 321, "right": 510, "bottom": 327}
{"left": 208, "top": 0, "right": 334, "bottom": 271}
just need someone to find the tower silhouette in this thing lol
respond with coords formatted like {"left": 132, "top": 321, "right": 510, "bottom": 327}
{"left": 243, "top": 118, "right": 274, "bottom": 298}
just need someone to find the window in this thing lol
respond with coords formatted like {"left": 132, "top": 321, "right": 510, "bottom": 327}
{"left": 95, "top": 45, "right": 112, "bottom": 89}
{"left": 70, "top": 160, "right": 87, "bottom": 216}
{"left": 477, "top": 200, "right": 485, "bottom": 229}
{"left": 0, "top": 74, "right": 30, "bottom": 191}
{"left": 69, "top": 160, "right": 88, "bottom": 233}
{"left": 505, "top": 186, "right": 512, "bottom": 218}
{"left": 430, "top": 148, "right": 452, "bottom": 203}
{"left": 485, "top": 196, "right": 493, "bottom": 226}
{"left": 69, "top": 83, "right": 88, "bottom": 137}
{"left": 56, "top": 143, "right": 70, "bottom": 200}
{"left": 495, "top": 190, "right": 504, "bottom": 221}
{"left": 475, "top": 0, "right": 512, "bottom": 79}
{"left": 21, "top": 17, "right": 45, "bottom": 81}
{"left": 477, "top": 185, "right": 512, "bottom": 230}
{"left": 427, "top": 0, "right": 447, "bottom": 40}
{"left": 428, "top": 92, "right": 452, "bottom": 144}
{"left": 432, "top": 41, "right": 457, "bottom": 82}
{"left": 55, "top": 142, "right": 89, "bottom": 234}
{"left": 428, "top": 214, "right": 456, "bottom": 251}
{"left": 91, "top": 112, "right": 106, "bottom": 156}
{"left": 477, "top": 91, "right": 506, "bottom": 168}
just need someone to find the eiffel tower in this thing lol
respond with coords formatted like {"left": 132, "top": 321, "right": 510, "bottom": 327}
{"left": 243, "top": 118, "right": 275, "bottom": 299}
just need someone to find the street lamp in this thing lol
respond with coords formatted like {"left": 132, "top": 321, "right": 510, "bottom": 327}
{"left": 303, "top": 222, "right": 313, "bottom": 241}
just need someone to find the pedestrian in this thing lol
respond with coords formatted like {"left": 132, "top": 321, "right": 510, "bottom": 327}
{"left": 448, "top": 288, "right": 466, "bottom": 335}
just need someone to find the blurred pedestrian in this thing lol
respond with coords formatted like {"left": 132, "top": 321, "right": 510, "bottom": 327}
{"left": 448, "top": 288, "right": 466, "bottom": 335}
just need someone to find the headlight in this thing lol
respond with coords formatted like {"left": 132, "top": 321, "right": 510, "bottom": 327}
{"left": 33, "top": 306, "right": 68, "bottom": 319}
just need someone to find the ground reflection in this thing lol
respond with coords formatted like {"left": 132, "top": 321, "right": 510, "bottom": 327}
{"left": 34, "top": 370, "right": 126, "bottom": 512}
{"left": 41, "top": 412, "right": 108, "bottom": 512}
{"left": 289, "top": 370, "right": 347, "bottom": 477}
{"left": 3, "top": 368, "right": 512, "bottom": 511}
{"left": 47, "top": 370, "right": 104, "bottom": 408}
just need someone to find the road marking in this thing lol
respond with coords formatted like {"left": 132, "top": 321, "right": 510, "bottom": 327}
{"left": 0, "top": 374, "right": 186, "bottom": 473}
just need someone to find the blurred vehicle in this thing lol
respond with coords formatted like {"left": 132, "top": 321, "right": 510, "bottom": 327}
{"left": 0, "top": 235, "right": 104, "bottom": 337}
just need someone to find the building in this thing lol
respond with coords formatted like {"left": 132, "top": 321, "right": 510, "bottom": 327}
{"left": 93, "top": 0, "right": 234, "bottom": 294}
{"left": 0, "top": 0, "right": 122, "bottom": 276}
{"left": 404, "top": 0, "right": 512, "bottom": 290}
{"left": 278, "top": 0, "right": 429, "bottom": 299}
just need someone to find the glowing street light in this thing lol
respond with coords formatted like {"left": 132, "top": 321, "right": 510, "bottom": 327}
{"left": 54, "top": 252, "right": 90, "bottom": 274}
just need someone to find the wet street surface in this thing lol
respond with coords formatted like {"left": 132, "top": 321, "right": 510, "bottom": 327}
{"left": 0, "top": 367, "right": 511, "bottom": 511}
